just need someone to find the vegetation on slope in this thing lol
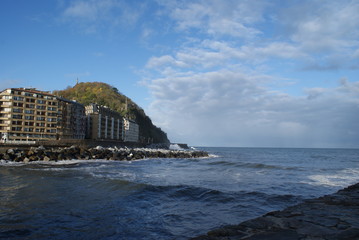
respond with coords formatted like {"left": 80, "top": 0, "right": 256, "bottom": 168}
{"left": 53, "top": 82, "right": 169, "bottom": 144}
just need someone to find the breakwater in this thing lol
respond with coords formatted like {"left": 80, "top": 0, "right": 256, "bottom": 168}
{"left": 192, "top": 182, "right": 359, "bottom": 240}
{"left": 0, "top": 145, "right": 209, "bottom": 162}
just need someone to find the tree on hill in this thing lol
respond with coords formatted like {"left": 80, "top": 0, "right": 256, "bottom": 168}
{"left": 53, "top": 82, "right": 170, "bottom": 144}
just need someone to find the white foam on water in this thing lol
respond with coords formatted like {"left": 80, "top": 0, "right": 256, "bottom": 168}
{"left": 169, "top": 144, "right": 183, "bottom": 150}
{"left": 304, "top": 168, "right": 359, "bottom": 187}
{"left": 0, "top": 159, "right": 115, "bottom": 167}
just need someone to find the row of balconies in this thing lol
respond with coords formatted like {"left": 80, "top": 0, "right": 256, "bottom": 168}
{"left": 7, "top": 127, "right": 57, "bottom": 133}
{"left": 7, "top": 133, "right": 57, "bottom": 139}
{"left": 7, "top": 91, "right": 55, "bottom": 100}
{"left": 0, "top": 96, "right": 58, "bottom": 104}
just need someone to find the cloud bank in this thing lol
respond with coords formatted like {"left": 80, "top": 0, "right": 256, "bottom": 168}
{"left": 143, "top": 0, "right": 359, "bottom": 147}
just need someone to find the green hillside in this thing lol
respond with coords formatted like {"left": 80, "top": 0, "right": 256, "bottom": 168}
{"left": 53, "top": 82, "right": 169, "bottom": 144}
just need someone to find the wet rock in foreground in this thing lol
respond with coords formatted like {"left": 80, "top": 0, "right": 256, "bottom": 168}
{"left": 191, "top": 183, "right": 359, "bottom": 240}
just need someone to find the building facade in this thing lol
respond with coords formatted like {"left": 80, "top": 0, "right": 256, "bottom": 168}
{"left": 0, "top": 88, "right": 86, "bottom": 142}
{"left": 57, "top": 98, "right": 86, "bottom": 140}
{"left": 123, "top": 118, "right": 139, "bottom": 142}
{"left": 85, "top": 103, "right": 123, "bottom": 140}
{"left": 85, "top": 103, "right": 140, "bottom": 142}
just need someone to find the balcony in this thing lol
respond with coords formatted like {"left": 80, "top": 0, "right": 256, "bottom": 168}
{"left": 0, "top": 114, "right": 8, "bottom": 119}
{"left": 0, "top": 120, "right": 10, "bottom": 127}
{"left": 0, "top": 102, "right": 12, "bottom": 107}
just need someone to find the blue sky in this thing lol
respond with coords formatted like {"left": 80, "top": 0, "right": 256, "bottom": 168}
{"left": 1, "top": 0, "right": 359, "bottom": 148}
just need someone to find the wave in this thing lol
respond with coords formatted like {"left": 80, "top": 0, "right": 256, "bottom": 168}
{"left": 303, "top": 168, "right": 359, "bottom": 187}
{"left": 134, "top": 183, "right": 303, "bottom": 207}
{"left": 205, "top": 160, "right": 298, "bottom": 170}
{"left": 239, "top": 162, "right": 299, "bottom": 170}
{"left": 207, "top": 160, "right": 238, "bottom": 166}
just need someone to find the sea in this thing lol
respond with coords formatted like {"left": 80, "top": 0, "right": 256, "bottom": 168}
{"left": 1, "top": 147, "right": 359, "bottom": 239}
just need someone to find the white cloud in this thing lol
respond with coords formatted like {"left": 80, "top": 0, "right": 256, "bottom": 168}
{"left": 61, "top": 0, "right": 144, "bottom": 33}
{"left": 289, "top": 1, "right": 359, "bottom": 51}
{"left": 141, "top": 0, "right": 359, "bottom": 147}
{"left": 157, "top": 0, "right": 266, "bottom": 38}
{"left": 147, "top": 69, "right": 359, "bottom": 147}
{"left": 63, "top": 1, "right": 100, "bottom": 20}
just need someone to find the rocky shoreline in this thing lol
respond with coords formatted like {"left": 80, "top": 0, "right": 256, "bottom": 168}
{"left": 0, "top": 145, "right": 209, "bottom": 162}
{"left": 191, "top": 183, "right": 359, "bottom": 240}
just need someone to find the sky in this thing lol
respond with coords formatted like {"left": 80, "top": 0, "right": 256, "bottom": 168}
{"left": 1, "top": 0, "right": 359, "bottom": 148}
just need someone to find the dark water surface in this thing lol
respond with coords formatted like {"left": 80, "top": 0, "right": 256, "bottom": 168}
{"left": 1, "top": 147, "right": 359, "bottom": 239}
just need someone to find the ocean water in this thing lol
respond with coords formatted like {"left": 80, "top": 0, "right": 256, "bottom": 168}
{"left": 1, "top": 147, "right": 359, "bottom": 239}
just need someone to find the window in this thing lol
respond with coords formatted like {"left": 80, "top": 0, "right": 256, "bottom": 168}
{"left": 24, "top": 110, "right": 34, "bottom": 114}
{"left": 12, "top": 114, "right": 23, "bottom": 119}
{"left": 37, "top": 105, "right": 46, "bottom": 110}
{"left": 37, "top": 111, "right": 46, "bottom": 116}
{"left": 24, "top": 128, "right": 33, "bottom": 132}
{"left": 36, "top": 122, "right": 45, "bottom": 127}
{"left": 37, "top": 100, "right": 46, "bottom": 104}
{"left": 47, "top": 118, "right": 57, "bottom": 122}
{"left": 25, "top": 116, "right": 34, "bottom": 120}
{"left": 12, "top": 121, "right": 22, "bottom": 125}
{"left": 13, "top": 102, "right": 23, "bottom": 107}
{"left": 36, "top": 117, "right": 46, "bottom": 121}
{"left": 25, "top": 104, "right": 35, "bottom": 108}
{"left": 25, "top": 98, "right": 35, "bottom": 103}
{"left": 47, "top": 107, "right": 57, "bottom": 111}
{"left": 47, "top": 112, "right": 57, "bottom": 116}
{"left": 13, "top": 108, "right": 22, "bottom": 113}
{"left": 13, "top": 96, "right": 23, "bottom": 101}
{"left": 24, "top": 122, "right": 34, "bottom": 126}
{"left": 11, "top": 127, "right": 22, "bottom": 131}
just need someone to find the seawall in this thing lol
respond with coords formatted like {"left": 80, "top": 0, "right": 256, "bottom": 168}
{"left": 192, "top": 183, "right": 359, "bottom": 240}
{"left": 0, "top": 145, "right": 208, "bottom": 162}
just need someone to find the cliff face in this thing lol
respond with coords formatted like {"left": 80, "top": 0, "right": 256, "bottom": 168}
{"left": 53, "top": 82, "right": 170, "bottom": 144}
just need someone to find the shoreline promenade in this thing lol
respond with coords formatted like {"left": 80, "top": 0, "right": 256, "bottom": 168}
{"left": 192, "top": 183, "right": 359, "bottom": 240}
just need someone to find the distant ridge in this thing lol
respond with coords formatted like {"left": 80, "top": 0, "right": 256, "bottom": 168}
{"left": 53, "top": 82, "right": 169, "bottom": 144}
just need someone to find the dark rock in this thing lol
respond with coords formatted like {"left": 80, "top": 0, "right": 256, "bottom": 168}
{"left": 191, "top": 182, "right": 359, "bottom": 240}
{"left": 3, "top": 154, "right": 12, "bottom": 161}
{"left": 332, "top": 227, "right": 359, "bottom": 240}
{"left": 245, "top": 229, "right": 301, "bottom": 240}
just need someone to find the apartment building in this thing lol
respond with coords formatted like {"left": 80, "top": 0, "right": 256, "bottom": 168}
{"left": 85, "top": 103, "right": 123, "bottom": 140}
{"left": 123, "top": 118, "right": 139, "bottom": 142}
{"left": 57, "top": 98, "right": 86, "bottom": 140}
{"left": 0, "top": 88, "right": 85, "bottom": 142}
{"left": 85, "top": 103, "right": 140, "bottom": 142}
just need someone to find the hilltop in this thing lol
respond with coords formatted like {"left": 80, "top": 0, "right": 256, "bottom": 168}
{"left": 53, "top": 82, "right": 169, "bottom": 144}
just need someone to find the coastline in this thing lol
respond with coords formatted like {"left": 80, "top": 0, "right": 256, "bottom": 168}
{"left": 191, "top": 182, "right": 359, "bottom": 240}
{"left": 0, "top": 145, "right": 208, "bottom": 162}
